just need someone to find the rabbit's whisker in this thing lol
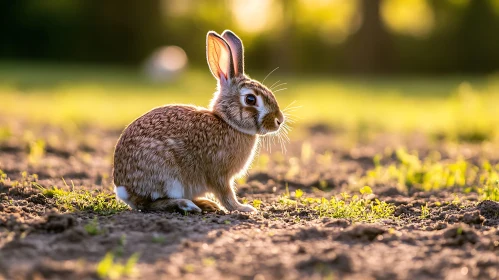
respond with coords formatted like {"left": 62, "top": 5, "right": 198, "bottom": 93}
{"left": 284, "top": 100, "right": 297, "bottom": 108}
{"left": 262, "top": 67, "right": 280, "bottom": 84}
{"left": 283, "top": 104, "right": 302, "bottom": 111}
{"left": 271, "top": 83, "right": 287, "bottom": 91}
{"left": 278, "top": 135, "right": 287, "bottom": 154}
{"left": 269, "top": 80, "right": 281, "bottom": 90}
{"left": 273, "top": 88, "right": 288, "bottom": 93}
{"left": 282, "top": 107, "right": 302, "bottom": 113}
{"left": 279, "top": 129, "right": 289, "bottom": 153}
{"left": 280, "top": 128, "right": 291, "bottom": 142}
{"left": 283, "top": 111, "right": 300, "bottom": 122}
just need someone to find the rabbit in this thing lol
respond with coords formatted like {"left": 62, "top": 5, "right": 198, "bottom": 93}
{"left": 112, "top": 30, "right": 285, "bottom": 213}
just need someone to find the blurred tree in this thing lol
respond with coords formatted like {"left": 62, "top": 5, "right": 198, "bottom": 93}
{"left": 80, "top": 0, "right": 163, "bottom": 64}
{"left": 0, "top": 1, "right": 83, "bottom": 60}
{"left": 271, "top": 0, "right": 296, "bottom": 73}
{"left": 454, "top": 0, "right": 499, "bottom": 73}
{"left": 345, "top": 0, "right": 394, "bottom": 74}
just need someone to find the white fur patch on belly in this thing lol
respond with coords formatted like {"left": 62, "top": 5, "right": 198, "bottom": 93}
{"left": 114, "top": 185, "right": 136, "bottom": 209}
{"left": 151, "top": 191, "right": 162, "bottom": 201}
{"left": 167, "top": 179, "right": 184, "bottom": 199}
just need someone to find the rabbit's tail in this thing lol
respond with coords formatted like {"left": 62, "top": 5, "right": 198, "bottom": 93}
{"left": 115, "top": 185, "right": 138, "bottom": 209}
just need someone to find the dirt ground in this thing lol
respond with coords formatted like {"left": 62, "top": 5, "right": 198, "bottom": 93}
{"left": 1, "top": 123, "right": 499, "bottom": 280}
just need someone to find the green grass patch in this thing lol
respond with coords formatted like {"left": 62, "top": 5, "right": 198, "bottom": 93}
{"left": 0, "top": 170, "right": 7, "bottom": 183}
{"left": 362, "top": 149, "right": 499, "bottom": 201}
{"left": 40, "top": 186, "right": 128, "bottom": 215}
{"left": 278, "top": 188, "right": 395, "bottom": 222}
{"left": 478, "top": 181, "right": 499, "bottom": 201}
{"left": 96, "top": 251, "right": 140, "bottom": 280}
{"left": 1, "top": 63, "right": 499, "bottom": 140}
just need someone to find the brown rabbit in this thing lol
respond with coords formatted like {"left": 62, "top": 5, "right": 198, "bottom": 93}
{"left": 112, "top": 30, "right": 285, "bottom": 213}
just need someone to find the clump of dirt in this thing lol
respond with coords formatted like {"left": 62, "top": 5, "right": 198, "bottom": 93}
{"left": 337, "top": 224, "right": 386, "bottom": 242}
{"left": 322, "top": 218, "right": 351, "bottom": 228}
{"left": 26, "top": 193, "right": 48, "bottom": 205}
{"left": 442, "top": 224, "right": 479, "bottom": 246}
{"left": 477, "top": 200, "right": 499, "bottom": 225}
{"left": 462, "top": 210, "right": 485, "bottom": 225}
{"left": 297, "top": 252, "right": 353, "bottom": 275}
{"left": 21, "top": 259, "right": 95, "bottom": 280}
{"left": 39, "top": 214, "right": 77, "bottom": 233}
{"left": 292, "top": 227, "right": 329, "bottom": 241}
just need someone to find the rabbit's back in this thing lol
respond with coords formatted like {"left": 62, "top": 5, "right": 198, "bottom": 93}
{"left": 112, "top": 105, "right": 256, "bottom": 200}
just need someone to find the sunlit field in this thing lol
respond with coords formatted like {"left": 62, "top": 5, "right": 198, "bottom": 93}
{"left": 2, "top": 62, "right": 499, "bottom": 139}
{"left": 2, "top": 64, "right": 499, "bottom": 279}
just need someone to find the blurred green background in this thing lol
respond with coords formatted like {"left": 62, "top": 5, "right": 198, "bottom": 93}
{"left": 2, "top": 0, "right": 499, "bottom": 74}
{"left": 1, "top": 0, "right": 499, "bottom": 142}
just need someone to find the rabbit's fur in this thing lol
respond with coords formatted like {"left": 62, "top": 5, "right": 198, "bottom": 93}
{"left": 113, "top": 30, "right": 284, "bottom": 213}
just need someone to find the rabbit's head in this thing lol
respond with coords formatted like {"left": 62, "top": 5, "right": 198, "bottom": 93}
{"left": 207, "top": 30, "right": 284, "bottom": 136}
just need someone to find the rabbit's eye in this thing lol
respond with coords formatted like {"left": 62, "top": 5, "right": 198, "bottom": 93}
{"left": 245, "top": 94, "right": 257, "bottom": 106}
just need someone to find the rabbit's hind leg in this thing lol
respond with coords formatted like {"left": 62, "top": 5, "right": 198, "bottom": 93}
{"left": 114, "top": 185, "right": 201, "bottom": 213}
{"left": 193, "top": 198, "right": 221, "bottom": 212}
{"left": 147, "top": 198, "right": 202, "bottom": 213}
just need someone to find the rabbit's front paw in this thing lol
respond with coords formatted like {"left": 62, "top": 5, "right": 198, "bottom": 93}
{"left": 236, "top": 204, "right": 258, "bottom": 213}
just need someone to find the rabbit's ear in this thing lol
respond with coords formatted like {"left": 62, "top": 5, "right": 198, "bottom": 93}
{"left": 222, "top": 30, "right": 244, "bottom": 76}
{"left": 207, "top": 31, "right": 235, "bottom": 82}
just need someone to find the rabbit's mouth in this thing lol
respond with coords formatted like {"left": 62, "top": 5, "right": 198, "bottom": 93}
{"left": 259, "top": 124, "right": 280, "bottom": 135}
{"left": 259, "top": 111, "right": 284, "bottom": 134}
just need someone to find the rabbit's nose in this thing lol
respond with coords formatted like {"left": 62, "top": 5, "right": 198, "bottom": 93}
{"left": 275, "top": 115, "right": 284, "bottom": 127}
{"left": 274, "top": 112, "right": 285, "bottom": 128}
{"left": 275, "top": 118, "right": 281, "bottom": 127}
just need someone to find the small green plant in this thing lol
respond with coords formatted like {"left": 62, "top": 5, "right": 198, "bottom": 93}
{"left": 10, "top": 171, "right": 38, "bottom": 188}
{"left": 252, "top": 199, "right": 262, "bottom": 209}
{"left": 40, "top": 185, "right": 128, "bottom": 215}
{"left": 0, "top": 126, "right": 12, "bottom": 141}
{"left": 28, "top": 139, "right": 46, "bottom": 164}
{"left": 295, "top": 189, "right": 304, "bottom": 199}
{"left": 202, "top": 257, "right": 216, "bottom": 267}
{"left": 183, "top": 264, "right": 195, "bottom": 273}
{"left": 360, "top": 186, "right": 373, "bottom": 195}
{"left": 114, "top": 234, "right": 127, "bottom": 257}
{"left": 278, "top": 196, "right": 298, "bottom": 207}
{"left": 151, "top": 234, "right": 166, "bottom": 244}
{"left": 0, "top": 170, "right": 7, "bottom": 183}
{"left": 96, "top": 252, "right": 140, "bottom": 280}
{"left": 84, "top": 218, "right": 104, "bottom": 235}
{"left": 420, "top": 203, "right": 430, "bottom": 219}
{"left": 285, "top": 182, "right": 290, "bottom": 197}
{"left": 318, "top": 180, "right": 328, "bottom": 190}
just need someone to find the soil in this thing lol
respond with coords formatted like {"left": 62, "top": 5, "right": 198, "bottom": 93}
{"left": 1, "top": 123, "right": 499, "bottom": 280}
